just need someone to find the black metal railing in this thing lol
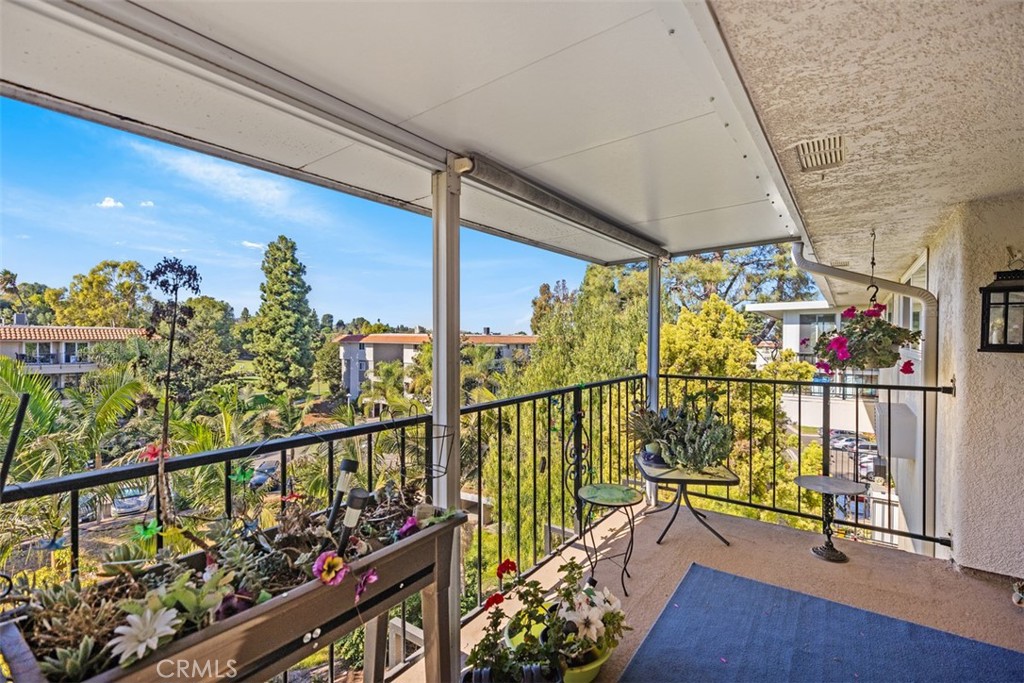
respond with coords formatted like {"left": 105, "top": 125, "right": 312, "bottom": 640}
{"left": 458, "top": 375, "right": 645, "bottom": 607}
{"left": 660, "top": 373, "right": 954, "bottom": 547}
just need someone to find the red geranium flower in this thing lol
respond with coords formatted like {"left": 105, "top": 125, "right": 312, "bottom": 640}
{"left": 280, "top": 492, "right": 301, "bottom": 503}
{"left": 484, "top": 592, "right": 504, "bottom": 610}
{"left": 496, "top": 558, "right": 517, "bottom": 579}
{"left": 899, "top": 360, "right": 914, "bottom": 374}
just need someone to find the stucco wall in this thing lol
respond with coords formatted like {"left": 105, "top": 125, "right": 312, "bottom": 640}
{"left": 931, "top": 194, "right": 1024, "bottom": 577}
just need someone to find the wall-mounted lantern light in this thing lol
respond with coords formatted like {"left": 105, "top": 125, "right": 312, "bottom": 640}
{"left": 979, "top": 251, "right": 1024, "bottom": 353}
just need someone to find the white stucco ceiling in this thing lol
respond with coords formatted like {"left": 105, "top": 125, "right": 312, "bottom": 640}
{"left": 0, "top": 0, "right": 800, "bottom": 265}
{"left": 710, "top": 0, "right": 1024, "bottom": 302}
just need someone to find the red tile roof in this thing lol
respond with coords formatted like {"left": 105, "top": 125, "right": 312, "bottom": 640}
{"left": 0, "top": 326, "right": 146, "bottom": 342}
{"left": 333, "top": 333, "right": 537, "bottom": 345}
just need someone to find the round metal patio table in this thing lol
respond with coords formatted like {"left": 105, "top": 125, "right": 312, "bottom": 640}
{"left": 794, "top": 475, "right": 869, "bottom": 563}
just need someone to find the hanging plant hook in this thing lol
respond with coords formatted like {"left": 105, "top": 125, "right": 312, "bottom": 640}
{"left": 867, "top": 230, "right": 878, "bottom": 303}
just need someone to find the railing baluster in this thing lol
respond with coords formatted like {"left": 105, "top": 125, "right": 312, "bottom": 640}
{"left": 515, "top": 402, "right": 521, "bottom": 571}
{"left": 497, "top": 404, "right": 504, "bottom": 581}
{"left": 70, "top": 489, "right": 80, "bottom": 577}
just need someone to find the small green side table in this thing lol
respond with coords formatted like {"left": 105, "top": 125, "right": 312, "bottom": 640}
{"left": 577, "top": 483, "right": 644, "bottom": 597}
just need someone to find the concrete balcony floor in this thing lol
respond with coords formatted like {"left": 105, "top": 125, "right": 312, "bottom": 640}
{"left": 396, "top": 504, "right": 1023, "bottom": 682}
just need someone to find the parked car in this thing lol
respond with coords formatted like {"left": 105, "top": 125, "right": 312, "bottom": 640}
{"left": 840, "top": 439, "right": 877, "bottom": 452}
{"left": 859, "top": 457, "right": 888, "bottom": 480}
{"left": 78, "top": 493, "right": 98, "bottom": 523}
{"left": 830, "top": 436, "right": 857, "bottom": 450}
{"left": 111, "top": 487, "right": 153, "bottom": 517}
{"left": 249, "top": 461, "right": 280, "bottom": 491}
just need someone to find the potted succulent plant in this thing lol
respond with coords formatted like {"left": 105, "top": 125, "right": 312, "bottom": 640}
{"left": 657, "top": 402, "right": 733, "bottom": 472}
{"left": 626, "top": 407, "right": 669, "bottom": 455}
{"left": 813, "top": 303, "right": 922, "bottom": 375}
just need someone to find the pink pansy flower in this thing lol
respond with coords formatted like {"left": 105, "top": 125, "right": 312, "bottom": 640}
{"left": 313, "top": 551, "right": 349, "bottom": 586}
{"left": 899, "top": 360, "right": 914, "bottom": 375}
{"left": 841, "top": 306, "right": 858, "bottom": 319}
{"left": 815, "top": 360, "right": 832, "bottom": 374}
{"left": 354, "top": 568, "right": 379, "bottom": 604}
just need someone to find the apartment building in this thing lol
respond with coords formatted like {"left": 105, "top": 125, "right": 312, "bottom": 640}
{"left": 0, "top": 323, "right": 145, "bottom": 391}
{"left": 336, "top": 331, "right": 537, "bottom": 399}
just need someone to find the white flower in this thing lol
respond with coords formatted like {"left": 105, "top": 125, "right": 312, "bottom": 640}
{"left": 202, "top": 562, "right": 219, "bottom": 583}
{"left": 576, "top": 605, "right": 606, "bottom": 643}
{"left": 108, "top": 607, "right": 181, "bottom": 665}
{"left": 601, "top": 587, "right": 621, "bottom": 612}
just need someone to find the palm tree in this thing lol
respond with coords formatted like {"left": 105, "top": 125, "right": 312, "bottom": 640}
{"left": 0, "top": 269, "right": 27, "bottom": 310}
{"left": 64, "top": 365, "right": 143, "bottom": 471}
{"left": 358, "top": 360, "right": 407, "bottom": 417}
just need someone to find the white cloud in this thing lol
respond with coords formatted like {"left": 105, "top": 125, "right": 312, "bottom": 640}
{"left": 16, "top": 234, "right": 29, "bottom": 240}
{"left": 242, "top": 240, "right": 265, "bottom": 250}
{"left": 140, "top": 200, "right": 155, "bottom": 207}
{"left": 96, "top": 197, "right": 124, "bottom": 208}
{"left": 128, "top": 141, "right": 324, "bottom": 223}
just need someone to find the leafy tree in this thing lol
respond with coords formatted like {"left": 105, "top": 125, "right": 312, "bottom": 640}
{"left": 313, "top": 339, "right": 344, "bottom": 396}
{"left": 44, "top": 260, "right": 151, "bottom": 327}
{"left": 320, "top": 313, "right": 334, "bottom": 334}
{"left": 664, "top": 244, "right": 816, "bottom": 313}
{"left": 174, "top": 296, "right": 235, "bottom": 396}
{"left": 249, "top": 236, "right": 316, "bottom": 392}
{"left": 0, "top": 272, "right": 59, "bottom": 324}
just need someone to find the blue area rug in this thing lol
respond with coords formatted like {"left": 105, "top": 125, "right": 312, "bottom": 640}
{"left": 620, "top": 564, "right": 1024, "bottom": 682}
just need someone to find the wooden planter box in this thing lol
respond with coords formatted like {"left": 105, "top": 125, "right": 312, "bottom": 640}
{"left": 1, "top": 512, "right": 466, "bottom": 683}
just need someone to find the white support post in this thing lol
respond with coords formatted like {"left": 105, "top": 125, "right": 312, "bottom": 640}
{"left": 645, "top": 257, "right": 662, "bottom": 505}
{"left": 431, "top": 153, "right": 462, "bottom": 682}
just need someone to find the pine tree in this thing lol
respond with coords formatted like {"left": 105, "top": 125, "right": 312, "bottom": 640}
{"left": 249, "top": 236, "right": 315, "bottom": 392}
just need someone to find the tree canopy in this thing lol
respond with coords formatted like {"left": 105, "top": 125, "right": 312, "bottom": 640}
{"left": 249, "top": 236, "right": 316, "bottom": 392}
{"left": 44, "top": 260, "right": 151, "bottom": 327}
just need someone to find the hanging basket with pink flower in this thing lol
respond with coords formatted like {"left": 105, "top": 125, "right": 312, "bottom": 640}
{"left": 814, "top": 303, "right": 921, "bottom": 374}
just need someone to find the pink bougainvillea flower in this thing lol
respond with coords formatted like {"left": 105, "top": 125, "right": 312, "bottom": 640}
{"left": 484, "top": 592, "right": 505, "bottom": 610}
{"left": 835, "top": 347, "right": 852, "bottom": 361}
{"left": 313, "top": 551, "right": 349, "bottom": 586}
{"left": 140, "top": 443, "right": 163, "bottom": 462}
{"left": 841, "top": 306, "right": 858, "bottom": 319}
{"left": 872, "top": 302, "right": 887, "bottom": 312}
{"left": 800, "top": 337, "right": 810, "bottom": 347}
{"left": 899, "top": 360, "right": 915, "bottom": 374}
{"left": 496, "top": 558, "right": 517, "bottom": 579}
{"left": 815, "top": 360, "right": 832, "bottom": 374}
{"left": 397, "top": 516, "right": 419, "bottom": 539}
{"left": 826, "top": 336, "right": 849, "bottom": 353}
{"left": 862, "top": 307, "right": 882, "bottom": 318}
{"left": 354, "top": 568, "right": 379, "bottom": 604}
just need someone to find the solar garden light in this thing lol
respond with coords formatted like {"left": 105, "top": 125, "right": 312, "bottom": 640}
{"left": 322, "top": 459, "right": 359, "bottom": 550}
{"left": 337, "top": 487, "right": 371, "bottom": 552}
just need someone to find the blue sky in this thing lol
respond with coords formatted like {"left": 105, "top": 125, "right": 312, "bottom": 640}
{"left": 0, "top": 97, "right": 586, "bottom": 333}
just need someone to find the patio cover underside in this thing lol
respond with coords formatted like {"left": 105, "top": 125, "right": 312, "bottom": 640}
{"left": 0, "top": 0, "right": 804, "bottom": 266}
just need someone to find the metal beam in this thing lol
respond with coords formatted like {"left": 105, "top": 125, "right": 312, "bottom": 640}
{"left": 459, "top": 154, "right": 669, "bottom": 259}
{"left": 645, "top": 257, "right": 662, "bottom": 504}
{"left": 431, "top": 153, "right": 462, "bottom": 682}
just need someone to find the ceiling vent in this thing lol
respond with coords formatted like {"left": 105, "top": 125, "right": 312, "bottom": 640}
{"left": 796, "top": 136, "right": 845, "bottom": 171}
{"left": 830, "top": 260, "right": 850, "bottom": 267}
